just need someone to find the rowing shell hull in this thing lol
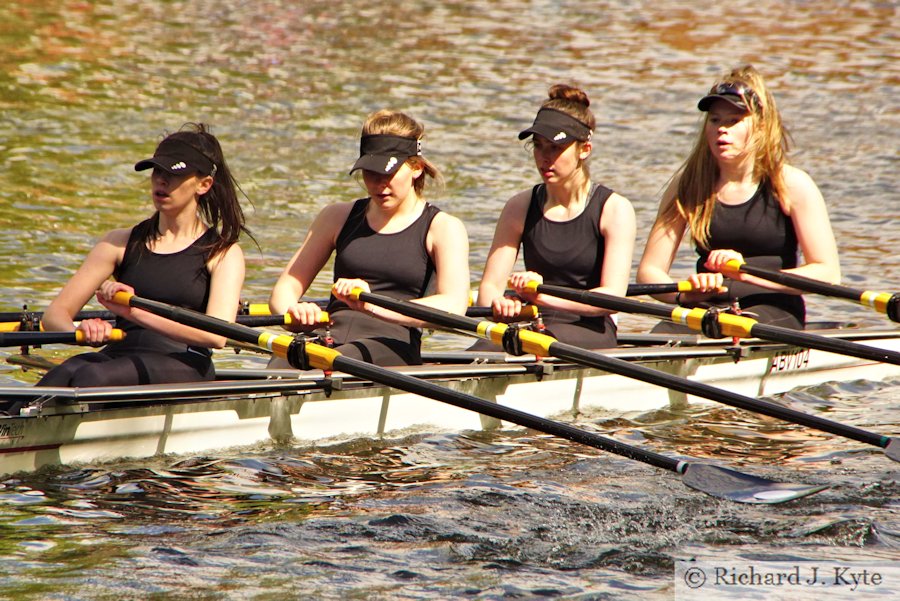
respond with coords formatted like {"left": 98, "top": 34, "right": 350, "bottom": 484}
{"left": 1, "top": 331, "right": 898, "bottom": 476}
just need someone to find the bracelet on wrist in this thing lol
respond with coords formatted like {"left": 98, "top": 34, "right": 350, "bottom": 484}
{"left": 675, "top": 292, "right": 682, "bottom": 306}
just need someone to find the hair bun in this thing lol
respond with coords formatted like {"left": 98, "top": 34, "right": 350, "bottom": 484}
{"left": 547, "top": 84, "right": 590, "bottom": 108}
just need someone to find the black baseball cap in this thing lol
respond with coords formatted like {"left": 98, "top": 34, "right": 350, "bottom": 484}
{"left": 518, "top": 108, "right": 592, "bottom": 144}
{"left": 134, "top": 138, "right": 216, "bottom": 176}
{"left": 349, "top": 135, "right": 421, "bottom": 175}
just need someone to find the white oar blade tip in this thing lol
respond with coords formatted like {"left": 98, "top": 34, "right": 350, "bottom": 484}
{"left": 683, "top": 463, "right": 827, "bottom": 504}
{"left": 751, "top": 487, "right": 827, "bottom": 502}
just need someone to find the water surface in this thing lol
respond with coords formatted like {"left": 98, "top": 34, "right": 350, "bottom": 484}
{"left": 0, "top": 1, "right": 898, "bottom": 598}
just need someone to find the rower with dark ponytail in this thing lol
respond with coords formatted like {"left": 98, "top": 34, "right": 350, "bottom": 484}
{"left": 38, "top": 123, "right": 252, "bottom": 387}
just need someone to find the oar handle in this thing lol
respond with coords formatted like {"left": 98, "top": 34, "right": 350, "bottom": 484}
{"left": 239, "top": 313, "right": 330, "bottom": 327}
{"left": 625, "top": 282, "right": 694, "bottom": 296}
{"left": 348, "top": 288, "right": 538, "bottom": 322}
{"left": 0, "top": 329, "right": 125, "bottom": 347}
{"left": 235, "top": 300, "right": 538, "bottom": 321}
{"left": 74, "top": 329, "right": 126, "bottom": 343}
{"left": 114, "top": 293, "right": 329, "bottom": 328}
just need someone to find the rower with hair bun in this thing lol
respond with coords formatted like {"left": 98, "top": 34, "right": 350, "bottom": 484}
{"left": 473, "top": 84, "right": 636, "bottom": 350}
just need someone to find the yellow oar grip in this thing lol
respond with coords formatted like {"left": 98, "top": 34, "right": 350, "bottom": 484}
{"left": 281, "top": 312, "right": 329, "bottom": 326}
{"left": 521, "top": 305, "right": 539, "bottom": 319}
{"left": 722, "top": 259, "right": 746, "bottom": 278}
{"left": 476, "top": 320, "right": 509, "bottom": 346}
{"left": 517, "top": 329, "right": 557, "bottom": 356}
{"left": 0, "top": 322, "right": 22, "bottom": 332}
{"left": 861, "top": 291, "right": 893, "bottom": 313}
{"left": 245, "top": 303, "right": 271, "bottom": 316}
{"left": 715, "top": 313, "right": 757, "bottom": 338}
{"left": 473, "top": 320, "right": 555, "bottom": 355}
{"left": 670, "top": 307, "right": 756, "bottom": 338}
{"left": 74, "top": 329, "right": 125, "bottom": 343}
{"left": 522, "top": 280, "right": 540, "bottom": 294}
{"left": 676, "top": 281, "right": 694, "bottom": 292}
{"left": 346, "top": 286, "right": 365, "bottom": 301}
{"left": 112, "top": 291, "right": 133, "bottom": 306}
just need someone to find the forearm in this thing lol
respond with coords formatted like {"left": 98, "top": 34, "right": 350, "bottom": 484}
{"left": 269, "top": 277, "right": 305, "bottom": 315}
{"left": 475, "top": 280, "right": 506, "bottom": 307}
{"left": 40, "top": 304, "right": 77, "bottom": 332}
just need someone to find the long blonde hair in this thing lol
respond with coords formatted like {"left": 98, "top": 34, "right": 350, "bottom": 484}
{"left": 660, "top": 65, "right": 792, "bottom": 249}
{"left": 360, "top": 110, "right": 443, "bottom": 195}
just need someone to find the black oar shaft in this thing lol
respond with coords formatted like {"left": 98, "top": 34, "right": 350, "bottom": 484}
{"left": 331, "top": 354, "right": 682, "bottom": 472}
{"left": 749, "top": 322, "right": 899, "bottom": 366}
{"left": 115, "top": 294, "right": 258, "bottom": 345}
{"left": 2, "top": 305, "right": 520, "bottom": 327}
{"left": 536, "top": 283, "right": 900, "bottom": 366}
{"left": 626, "top": 283, "right": 683, "bottom": 296}
{"left": 729, "top": 260, "right": 900, "bottom": 323}
{"left": 538, "top": 284, "right": 675, "bottom": 320}
{"left": 356, "top": 289, "right": 891, "bottom": 451}
{"left": 0, "top": 310, "right": 113, "bottom": 323}
{"left": 545, "top": 339, "right": 886, "bottom": 449}
{"left": 114, "top": 292, "right": 682, "bottom": 473}
{"left": 735, "top": 262, "right": 872, "bottom": 302}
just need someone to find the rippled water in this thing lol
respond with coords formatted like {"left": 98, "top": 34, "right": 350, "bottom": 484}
{"left": 0, "top": 0, "right": 898, "bottom": 598}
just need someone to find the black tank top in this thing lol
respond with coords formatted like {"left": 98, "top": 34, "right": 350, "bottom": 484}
{"left": 106, "top": 220, "right": 216, "bottom": 354}
{"left": 521, "top": 183, "right": 614, "bottom": 332}
{"left": 522, "top": 183, "right": 612, "bottom": 289}
{"left": 328, "top": 198, "right": 440, "bottom": 313}
{"left": 697, "top": 182, "right": 805, "bottom": 322}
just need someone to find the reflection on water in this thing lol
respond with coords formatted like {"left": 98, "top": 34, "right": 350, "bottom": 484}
{"left": 0, "top": 0, "right": 898, "bottom": 598}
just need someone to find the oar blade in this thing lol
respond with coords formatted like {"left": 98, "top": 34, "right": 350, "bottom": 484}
{"left": 682, "top": 463, "right": 828, "bottom": 504}
{"left": 885, "top": 438, "right": 900, "bottom": 463}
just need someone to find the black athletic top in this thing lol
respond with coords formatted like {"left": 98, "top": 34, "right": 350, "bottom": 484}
{"left": 696, "top": 182, "right": 805, "bottom": 325}
{"left": 106, "top": 220, "right": 216, "bottom": 355}
{"left": 324, "top": 198, "right": 441, "bottom": 364}
{"left": 521, "top": 183, "right": 617, "bottom": 346}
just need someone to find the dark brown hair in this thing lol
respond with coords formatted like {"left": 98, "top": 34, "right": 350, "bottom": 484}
{"left": 137, "top": 122, "right": 254, "bottom": 259}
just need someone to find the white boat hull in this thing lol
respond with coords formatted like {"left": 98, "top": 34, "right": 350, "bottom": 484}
{"left": 1, "top": 330, "right": 898, "bottom": 476}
